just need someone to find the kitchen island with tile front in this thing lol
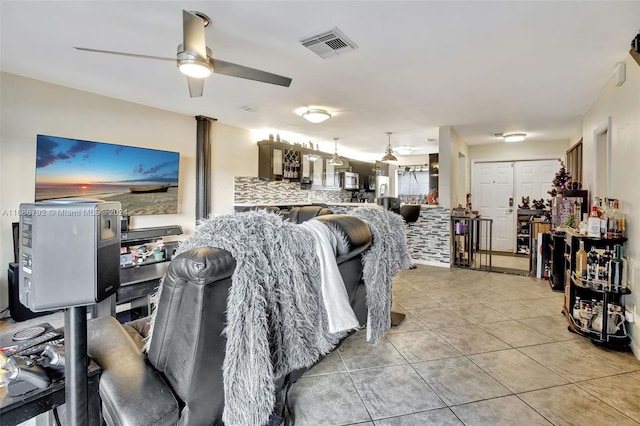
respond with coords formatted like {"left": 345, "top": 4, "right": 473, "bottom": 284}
{"left": 234, "top": 177, "right": 450, "bottom": 266}
{"left": 325, "top": 204, "right": 450, "bottom": 267}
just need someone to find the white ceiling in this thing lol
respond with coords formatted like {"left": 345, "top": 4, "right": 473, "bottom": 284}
{"left": 1, "top": 1, "right": 638, "bottom": 161}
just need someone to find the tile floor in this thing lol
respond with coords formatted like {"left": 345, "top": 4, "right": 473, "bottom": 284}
{"left": 289, "top": 265, "right": 640, "bottom": 425}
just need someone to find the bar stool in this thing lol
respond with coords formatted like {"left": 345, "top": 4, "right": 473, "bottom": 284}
{"left": 399, "top": 204, "right": 420, "bottom": 270}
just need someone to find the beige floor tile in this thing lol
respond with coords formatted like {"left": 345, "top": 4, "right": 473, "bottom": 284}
{"left": 435, "top": 325, "right": 511, "bottom": 355}
{"left": 482, "top": 300, "right": 551, "bottom": 320}
{"left": 393, "top": 294, "right": 442, "bottom": 310}
{"left": 578, "top": 373, "right": 640, "bottom": 423}
{"left": 517, "top": 315, "right": 580, "bottom": 342}
{"left": 520, "top": 383, "right": 639, "bottom": 426}
{"left": 350, "top": 364, "right": 445, "bottom": 419}
{"left": 562, "top": 339, "right": 640, "bottom": 373}
{"left": 288, "top": 373, "right": 372, "bottom": 426}
{"left": 386, "top": 312, "right": 429, "bottom": 334}
{"left": 519, "top": 341, "right": 625, "bottom": 382}
{"left": 469, "top": 349, "right": 568, "bottom": 393}
{"left": 338, "top": 331, "right": 407, "bottom": 371}
{"left": 386, "top": 329, "right": 461, "bottom": 362}
{"left": 372, "top": 408, "right": 463, "bottom": 426}
{"left": 411, "top": 307, "right": 473, "bottom": 329}
{"left": 413, "top": 356, "right": 511, "bottom": 405}
{"left": 479, "top": 320, "right": 555, "bottom": 347}
{"left": 447, "top": 304, "right": 511, "bottom": 325}
{"left": 451, "top": 395, "right": 552, "bottom": 425}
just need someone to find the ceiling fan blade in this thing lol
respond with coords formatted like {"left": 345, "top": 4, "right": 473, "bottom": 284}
{"left": 183, "top": 10, "right": 208, "bottom": 58}
{"left": 186, "top": 77, "right": 205, "bottom": 98}
{"left": 74, "top": 47, "right": 175, "bottom": 62}
{"left": 212, "top": 59, "right": 292, "bottom": 87}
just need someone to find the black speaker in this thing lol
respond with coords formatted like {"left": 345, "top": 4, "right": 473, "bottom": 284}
{"left": 7, "top": 263, "right": 51, "bottom": 322}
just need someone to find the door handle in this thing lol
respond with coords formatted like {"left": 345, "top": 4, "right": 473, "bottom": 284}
{"left": 506, "top": 208, "right": 513, "bottom": 214}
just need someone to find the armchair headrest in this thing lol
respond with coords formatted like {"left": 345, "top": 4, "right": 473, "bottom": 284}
{"left": 313, "top": 214, "right": 371, "bottom": 257}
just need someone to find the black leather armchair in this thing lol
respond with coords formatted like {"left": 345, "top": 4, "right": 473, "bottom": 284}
{"left": 87, "top": 214, "right": 372, "bottom": 426}
{"left": 287, "top": 205, "right": 333, "bottom": 223}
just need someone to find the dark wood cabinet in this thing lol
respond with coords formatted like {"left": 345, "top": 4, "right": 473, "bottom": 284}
{"left": 548, "top": 233, "right": 566, "bottom": 291}
{"left": 258, "top": 141, "right": 303, "bottom": 181}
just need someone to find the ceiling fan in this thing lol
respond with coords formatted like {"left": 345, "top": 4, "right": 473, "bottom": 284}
{"left": 74, "top": 10, "right": 292, "bottom": 97}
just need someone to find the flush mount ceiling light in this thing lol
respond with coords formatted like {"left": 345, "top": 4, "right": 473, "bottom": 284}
{"left": 494, "top": 132, "right": 527, "bottom": 143}
{"left": 395, "top": 146, "right": 414, "bottom": 156}
{"left": 503, "top": 133, "right": 526, "bottom": 143}
{"left": 328, "top": 138, "right": 344, "bottom": 166}
{"left": 302, "top": 108, "right": 332, "bottom": 124}
{"left": 381, "top": 132, "right": 398, "bottom": 162}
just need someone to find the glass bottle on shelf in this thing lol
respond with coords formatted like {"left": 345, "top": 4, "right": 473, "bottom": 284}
{"left": 588, "top": 206, "right": 601, "bottom": 237}
{"left": 575, "top": 240, "right": 588, "bottom": 279}
{"left": 587, "top": 245, "right": 599, "bottom": 281}
{"left": 609, "top": 244, "right": 627, "bottom": 292}
{"left": 609, "top": 200, "right": 625, "bottom": 238}
{"left": 578, "top": 213, "right": 588, "bottom": 235}
{"left": 600, "top": 246, "right": 613, "bottom": 287}
{"left": 573, "top": 296, "right": 581, "bottom": 321}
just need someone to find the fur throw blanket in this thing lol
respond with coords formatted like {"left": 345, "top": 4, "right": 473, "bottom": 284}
{"left": 351, "top": 206, "right": 413, "bottom": 343}
{"left": 144, "top": 208, "right": 408, "bottom": 426}
{"left": 173, "top": 210, "right": 343, "bottom": 426}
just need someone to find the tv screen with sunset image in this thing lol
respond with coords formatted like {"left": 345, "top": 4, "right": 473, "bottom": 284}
{"left": 35, "top": 134, "right": 180, "bottom": 215}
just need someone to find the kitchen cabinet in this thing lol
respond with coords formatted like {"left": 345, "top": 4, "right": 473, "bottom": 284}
{"left": 258, "top": 141, "right": 302, "bottom": 181}
{"left": 561, "top": 229, "right": 630, "bottom": 348}
{"left": 429, "top": 153, "right": 439, "bottom": 192}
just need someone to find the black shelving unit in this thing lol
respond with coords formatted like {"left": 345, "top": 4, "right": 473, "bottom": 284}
{"left": 561, "top": 230, "right": 630, "bottom": 348}
{"left": 516, "top": 209, "right": 545, "bottom": 255}
{"left": 548, "top": 233, "right": 566, "bottom": 291}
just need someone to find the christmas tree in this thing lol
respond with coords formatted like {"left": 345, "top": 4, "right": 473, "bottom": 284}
{"left": 548, "top": 160, "right": 571, "bottom": 197}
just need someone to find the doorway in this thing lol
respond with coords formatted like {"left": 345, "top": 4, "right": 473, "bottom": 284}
{"left": 472, "top": 159, "right": 560, "bottom": 275}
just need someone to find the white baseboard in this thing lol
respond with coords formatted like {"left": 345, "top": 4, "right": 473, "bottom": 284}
{"left": 412, "top": 259, "right": 450, "bottom": 268}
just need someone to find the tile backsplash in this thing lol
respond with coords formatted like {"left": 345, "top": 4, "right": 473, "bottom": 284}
{"left": 234, "top": 177, "right": 351, "bottom": 204}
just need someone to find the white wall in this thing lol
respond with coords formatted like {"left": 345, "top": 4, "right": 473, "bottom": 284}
{"left": 0, "top": 72, "right": 256, "bottom": 311}
{"left": 211, "top": 123, "right": 257, "bottom": 215}
{"left": 469, "top": 139, "right": 571, "bottom": 162}
{"left": 439, "top": 126, "right": 470, "bottom": 208}
{"left": 581, "top": 54, "right": 640, "bottom": 355}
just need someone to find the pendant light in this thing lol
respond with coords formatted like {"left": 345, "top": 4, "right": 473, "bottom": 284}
{"left": 328, "top": 138, "right": 344, "bottom": 166}
{"left": 381, "top": 131, "right": 398, "bottom": 162}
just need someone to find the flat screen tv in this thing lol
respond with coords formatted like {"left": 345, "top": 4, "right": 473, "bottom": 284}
{"left": 35, "top": 134, "right": 180, "bottom": 215}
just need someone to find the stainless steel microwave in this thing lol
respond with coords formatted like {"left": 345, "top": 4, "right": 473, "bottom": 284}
{"left": 340, "top": 171, "right": 359, "bottom": 190}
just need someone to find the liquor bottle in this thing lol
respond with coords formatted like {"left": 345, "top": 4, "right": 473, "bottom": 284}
{"left": 609, "top": 200, "right": 625, "bottom": 238}
{"left": 609, "top": 244, "right": 627, "bottom": 292}
{"left": 587, "top": 246, "right": 599, "bottom": 281}
{"left": 575, "top": 240, "right": 588, "bottom": 279}
{"left": 600, "top": 246, "right": 613, "bottom": 287}
{"left": 573, "top": 296, "right": 581, "bottom": 320}
{"left": 600, "top": 199, "right": 610, "bottom": 237}
{"left": 587, "top": 206, "right": 601, "bottom": 237}
{"left": 578, "top": 213, "right": 588, "bottom": 235}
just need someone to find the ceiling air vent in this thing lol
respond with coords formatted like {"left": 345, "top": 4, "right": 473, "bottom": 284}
{"left": 300, "top": 27, "right": 358, "bottom": 59}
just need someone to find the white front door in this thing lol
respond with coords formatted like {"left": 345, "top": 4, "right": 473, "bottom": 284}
{"left": 472, "top": 162, "right": 515, "bottom": 252}
{"left": 514, "top": 159, "right": 559, "bottom": 206}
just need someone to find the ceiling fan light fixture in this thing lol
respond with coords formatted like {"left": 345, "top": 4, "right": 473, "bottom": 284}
{"left": 302, "top": 108, "right": 332, "bottom": 124}
{"left": 177, "top": 44, "right": 213, "bottom": 78}
{"left": 503, "top": 133, "right": 527, "bottom": 143}
{"left": 381, "top": 132, "right": 398, "bottom": 163}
